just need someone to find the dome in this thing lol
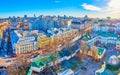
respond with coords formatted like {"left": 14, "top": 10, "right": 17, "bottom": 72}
{"left": 108, "top": 55, "right": 119, "bottom": 65}
{"left": 118, "top": 73, "right": 120, "bottom": 75}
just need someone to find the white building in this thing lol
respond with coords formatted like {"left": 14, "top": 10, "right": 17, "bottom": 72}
{"left": 10, "top": 30, "right": 38, "bottom": 54}
{"left": 83, "top": 33, "right": 118, "bottom": 47}
{"left": 116, "top": 40, "right": 120, "bottom": 51}
{"left": 92, "top": 23, "right": 120, "bottom": 33}
{"left": 57, "top": 69, "right": 74, "bottom": 75}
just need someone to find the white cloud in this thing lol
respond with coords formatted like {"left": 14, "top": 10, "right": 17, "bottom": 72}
{"left": 54, "top": 0, "right": 61, "bottom": 3}
{"left": 81, "top": 1, "right": 120, "bottom": 18}
{"left": 106, "top": 0, "right": 120, "bottom": 14}
{"left": 82, "top": 3, "right": 101, "bottom": 11}
{"left": 100, "top": 0, "right": 120, "bottom": 18}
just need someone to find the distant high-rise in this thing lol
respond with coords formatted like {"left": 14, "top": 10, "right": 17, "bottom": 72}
{"left": 84, "top": 15, "right": 88, "bottom": 19}
{"left": 24, "top": 15, "right": 27, "bottom": 19}
{"left": 107, "top": 17, "right": 111, "bottom": 20}
{"left": 34, "top": 14, "right": 36, "bottom": 18}
{"left": 64, "top": 15, "right": 67, "bottom": 19}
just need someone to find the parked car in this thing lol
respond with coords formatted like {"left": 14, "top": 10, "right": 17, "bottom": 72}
{"left": 81, "top": 66, "right": 87, "bottom": 71}
{"left": 30, "top": 53, "right": 39, "bottom": 59}
{"left": 12, "top": 54, "right": 16, "bottom": 57}
{"left": 6, "top": 60, "right": 11, "bottom": 62}
{"left": 0, "top": 66, "right": 7, "bottom": 69}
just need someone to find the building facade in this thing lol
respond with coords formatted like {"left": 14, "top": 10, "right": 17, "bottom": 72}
{"left": 10, "top": 30, "right": 38, "bottom": 54}
{"left": 116, "top": 40, "right": 120, "bottom": 51}
{"left": 15, "top": 37, "right": 38, "bottom": 54}
{"left": 92, "top": 23, "right": 120, "bottom": 34}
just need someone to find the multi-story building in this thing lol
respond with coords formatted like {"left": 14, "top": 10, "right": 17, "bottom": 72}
{"left": 57, "top": 69, "right": 74, "bottom": 75}
{"left": 10, "top": 30, "right": 38, "bottom": 54}
{"left": 59, "top": 19, "right": 72, "bottom": 28}
{"left": 0, "top": 30, "right": 3, "bottom": 39}
{"left": 17, "top": 20, "right": 30, "bottom": 30}
{"left": 0, "top": 21, "right": 10, "bottom": 50}
{"left": 92, "top": 23, "right": 120, "bottom": 34}
{"left": 30, "top": 16, "right": 72, "bottom": 30}
{"left": 38, "top": 33, "right": 51, "bottom": 49}
{"left": 30, "top": 16, "right": 55, "bottom": 30}
{"left": 116, "top": 40, "right": 120, "bottom": 51}
{"left": 0, "top": 21, "right": 10, "bottom": 38}
{"left": 82, "top": 32, "right": 119, "bottom": 51}
{"left": 38, "top": 28, "right": 79, "bottom": 49}
{"left": 27, "top": 44, "right": 80, "bottom": 75}
{"left": 71, "top": 17, "right": 93, "bottom": 30}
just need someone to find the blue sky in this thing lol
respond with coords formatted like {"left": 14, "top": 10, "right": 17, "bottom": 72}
{"left": 0, "top": 0, "right": 120, "bottom": 18}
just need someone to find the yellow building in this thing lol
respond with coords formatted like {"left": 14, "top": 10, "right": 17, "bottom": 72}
{"left": 38, "top": 34, "right": 51, "bottom": 49}
{"left": 0, "top": 21, "right": 10, "bottom": 38}
{"left": 38, "top": 28, "right": 79, "bottom": 49}
{"left": 0, "top": 30, "right": 3, "bottom": 39}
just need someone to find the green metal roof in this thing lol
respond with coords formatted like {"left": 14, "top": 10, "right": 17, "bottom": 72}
{"left": 98, "top": 47, "right": 105, "bottom": 56}
{"left": 27, "top": 54, "right": 58, "bottom": 75}
{"left": 27, "top": 44, "right": 79, "bottom": 75}
{"left": 31, "top": 57, "right": 47, "bottom": 68}
{"left": 83, "top": 32, "right": 91, "bottom": 41}
{"left": 118, "top": 38, "right": 120, "bottom": 41}
{"left": 57, "top": 51, "right": 65, "bottom": 58}
{"left": 85, "top": 33, "right": 91, "bottom": 40}
{"left": 30, "top": 52, "right": 63, "bottom": 69}
{"left": 27, "top": 66, "right": 33, "bottom": 75}
{"left": 48, "top": 54, "right": 57, "bottom": 62}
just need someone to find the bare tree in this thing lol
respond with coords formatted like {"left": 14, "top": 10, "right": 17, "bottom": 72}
{"left": 79, "top": 43, "right": 88, "bottom": 62}
{"left": 7, "top": 57, "right": 29, "bottom": 75}
{"left": 65, "top": 37, "right": 72, "bottom": 50}
{"left": 80, "top": 43, "right": 88, "bottom": 55}
{"left": 91, "top": 46, "right": 98, "bottom": 62}
{"left": 7, "top": 66, "right": 18, "bottom": 75}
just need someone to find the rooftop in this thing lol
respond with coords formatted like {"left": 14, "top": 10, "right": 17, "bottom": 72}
{"left": 57, "top": 69, "right": 74, "bottom": 75}
{"left": 27, "top": 44, "right": 79, "bottom": 75}
{"left": 97, "top": 32, "right": 118, "bottom": 37}
{"left": 98, "top": 47, "right": 105, "bottom": 56}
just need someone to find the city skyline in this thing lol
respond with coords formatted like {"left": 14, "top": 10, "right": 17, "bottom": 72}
{"left": 0, "top": 1, "right": 120, "bottom": 74}
{"left": 0, "top": 0, "right": 120, "bottom": 18}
